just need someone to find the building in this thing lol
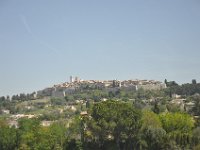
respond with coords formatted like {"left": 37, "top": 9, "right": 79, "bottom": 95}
{"left": 70, "top": 76, "right": 74, "bottom": 83}
{"left": 41, "top": 121, "right": 54, "bottom": 127}
{"left": 1, "top": 109, "right": 10, "bottom": 114}
{"left": 74, "top": 76, "right": 80, "bottom": 82}
{"left": 136, "top": 83, "right": 166, "bottom": 91}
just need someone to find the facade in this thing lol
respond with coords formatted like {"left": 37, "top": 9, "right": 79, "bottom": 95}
{"left": 137, "top": 83, "right": 166, "bottom": 91}
{"left": 70, "top": 76, "right": 74, "bottom": 83}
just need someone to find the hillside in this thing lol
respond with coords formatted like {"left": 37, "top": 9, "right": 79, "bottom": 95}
{"left": 0, "top": 80, "right": 200, "bottom": 149}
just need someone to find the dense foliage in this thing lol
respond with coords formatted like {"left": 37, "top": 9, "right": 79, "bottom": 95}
{"left": 0, "top": 100, "right": 199, "bottom": 150}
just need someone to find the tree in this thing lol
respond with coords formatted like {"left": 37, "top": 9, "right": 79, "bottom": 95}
{"left": 142, "top": 127, "right": 166, "bottom": 150}
{"left": 48, "top": 122, "right": 66, "bottom": 148}
{"left": 152, "top": 101, "right": 160, "bottom": 114}
{"left": 86, "top": 100, "right": 142, "bottom": 150}
{"left": 17, "top": 118, "right": 40, "bottom": 149}
{"left": 86, "top": 100, "right": 90, "bottom": 109}
{"left": 164, "top": 79, "right": 167, "bottom": 85}
{"left": 159, "top": 112, "right": 194, "bottom": 148}
{"left": 141, "top": 111, "right": 162, "bottom": 130}
{"left": 0, "top": 119, "right": 17, "bottom": 150}
{"left": 133, "top": 99, "right": 146, "bottom": 109}
{"left": 65, "top": 95, "right": 74, "bottom": 102}
{"left": 64, "top": 116, "right": 83, "bottom": 150}
{"left": 139, "top": 111, "right": 166, "bottom": 150}
{"left": 167, "top": 81, "right": 178, "bottom": 87}
{"left": 191, "top": 95, "right": 200, "bottom": 116}
{"left": 192, "top": 127, "right": 200, "bottom": 147}
{"left": 51, "top": 97, "right": 66, "bottom": 105}
{"left": 108, "top": 91, "right": 115, "bottom": 98}
{"left": 17, "top": 118, "right": 68, "bottom": 150}
{"left": 192, "top": 79, "right": 197, "bottom": 84}
{"left": 34, "top": 122, "right": 66, "bottom": 150}
{"left": 0, "top": 96, "right": 6, "bottom": 101}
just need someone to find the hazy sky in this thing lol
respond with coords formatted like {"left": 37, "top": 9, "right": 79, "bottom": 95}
{"left": 0, "top": 0, "right": 200, "bottom": 96}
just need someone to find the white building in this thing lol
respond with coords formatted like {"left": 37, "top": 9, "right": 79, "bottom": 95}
{"left": 1, "top": 109, "right": 10, "bottom": 114}
{"left": 70, "top": 76, "right": 74, "bottom": 83}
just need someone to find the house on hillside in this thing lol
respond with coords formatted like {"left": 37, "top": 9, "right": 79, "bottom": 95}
{"left": 41, "top": 121, "right": 54, "bottom": 127}
{"left": 1, "top": 109, "right": 10, "bottom": 114}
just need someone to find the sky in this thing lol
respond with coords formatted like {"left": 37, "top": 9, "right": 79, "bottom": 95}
{"left": 0, "top": 0, "right": 200, "bottom": 96}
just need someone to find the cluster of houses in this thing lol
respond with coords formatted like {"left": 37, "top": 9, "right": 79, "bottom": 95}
{"left": 6, "top": 114, "right": 37, "bottom": 128}
{"left": 6, "top": 114, "right": 57, "bottom": 128}
{"left": 36, "top": 77, "right": 166, "bottom": 98}
{"left": 169, "top": 94, "right": 196, "bottom": 112}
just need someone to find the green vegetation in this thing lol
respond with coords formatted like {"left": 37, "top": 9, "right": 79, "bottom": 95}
{"left": 0, "top": 80, "right": 200, "bottom": 149}
{"left": 0, "top": 99, "right": 199, "bottom": 150}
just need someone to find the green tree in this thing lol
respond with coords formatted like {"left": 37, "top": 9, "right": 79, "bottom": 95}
{"left": 17, "top": 118, "right": 40, "bottom": 149}
{"left": 64, "top": 116, "right": 83, "bottom": 150}
{"left": 86, "top": 100, "right": 142, "bottom": 150}
{"left": 139, "top": 111, "right": 166, "bottom": 150}
{"left": 35, "top": 122, "right": 66, "bottom": 150}
{"left": 191, "top": 95, "right": 200, "bottom": 116}
{"left": 152, "top": 101, "right": 160, "bottom": 114}
{"left": 49, "top": 122, "right": 66, "bottom": 148}
{"left": 159, "top": 112, "right": 194, "bottom": 148}
{"left": 164, "top": 79, "right": 167, "bottom": 85}
{"left": 142, "top": 127, "right": 166, "bottom": 150}
{"left": 141, "top": 111, "right": 162, "bottom": 130}
{"left": 192, "top": 127, "right": 200, "bottom": 147}
{"left": 192, "top": 79, "right": 197, "bottom": 84}
{"left": 51, "top": 97, "right": 66, "bottom": 105}
{"left": 0, "top": 119, "right": 17, "bottom": 150}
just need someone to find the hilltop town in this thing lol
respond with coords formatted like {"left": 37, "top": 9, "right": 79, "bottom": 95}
{"left": 1, "top": 76, "right": 167, "bottom": 128}
{"left": 36, "top": 76, "right": 166, "bottom": 98}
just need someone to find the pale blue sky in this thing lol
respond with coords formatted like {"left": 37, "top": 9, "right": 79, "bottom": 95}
{"left": 0, "top": 0, "right": 200, "bottom": 96}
